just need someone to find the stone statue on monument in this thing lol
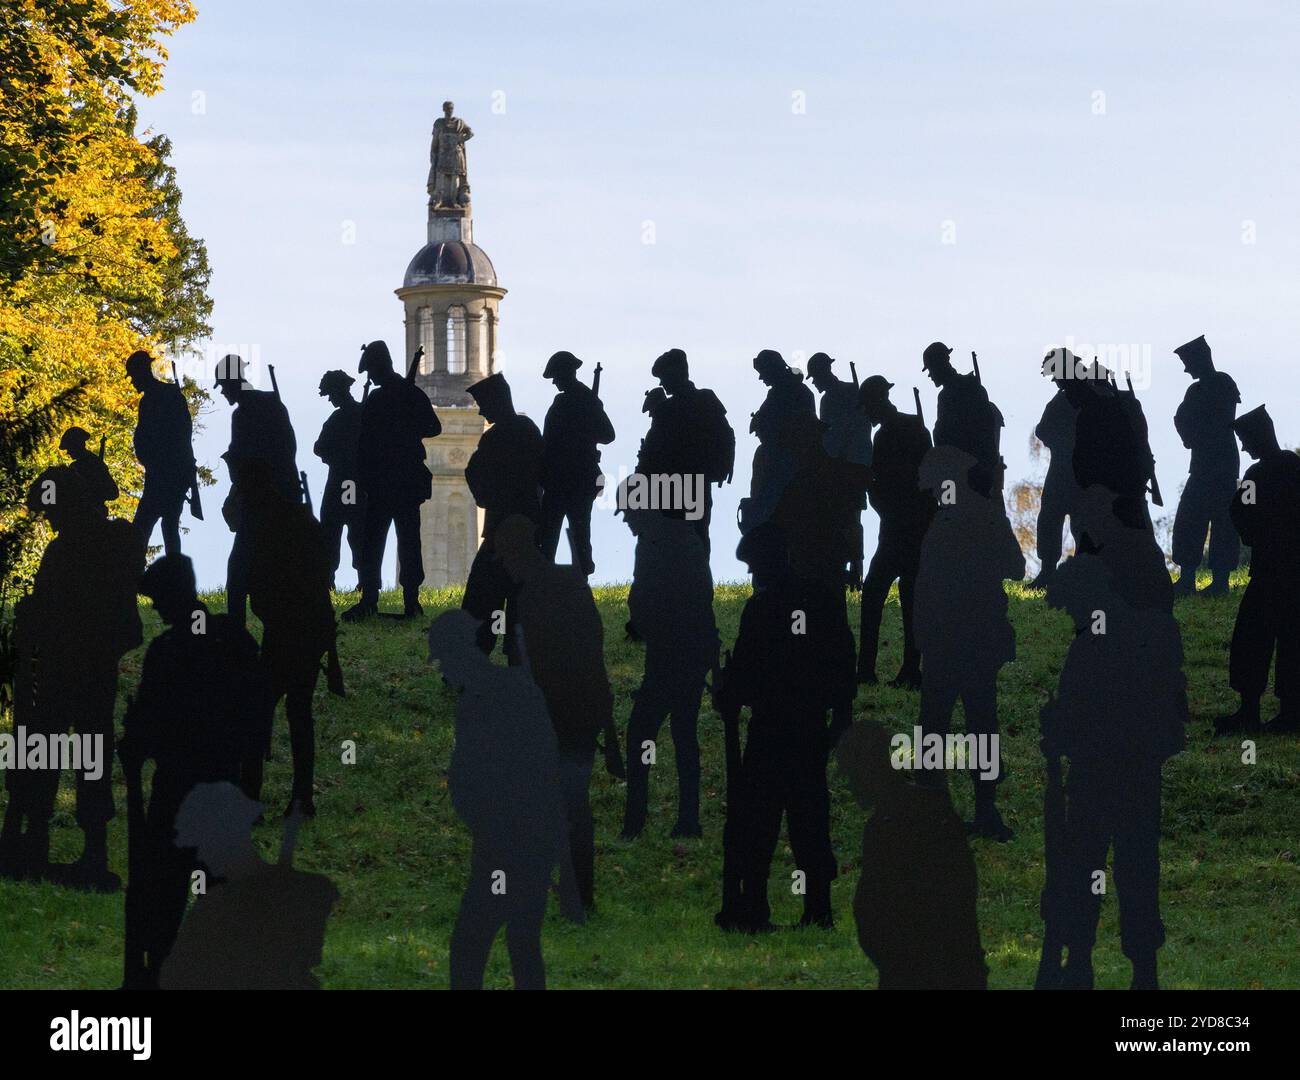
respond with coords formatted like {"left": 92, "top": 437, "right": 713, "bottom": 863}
{"left": 428, "top": 100, "right": 473, "bottom": 208}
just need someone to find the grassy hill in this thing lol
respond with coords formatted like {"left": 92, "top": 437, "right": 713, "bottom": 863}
{"left": 2, "top": 574, "right": 1297, "bottom": 989}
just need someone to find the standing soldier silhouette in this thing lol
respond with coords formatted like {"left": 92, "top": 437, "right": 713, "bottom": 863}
{"left": 344, "top": 340, "right": 441, "bottom": 621}
{"left": 235, "top": 461, "right": 340, "bottom": 816}
{"left": 1040, "top": 555, "right": 1187, "bottom": 990}
{"left": 714, "top": 523, "right": 842, "bottom": 931}
{"left": 59, "top": 427, "right": 117, "bottom": 514}
{"left": 0, "top": 468, "right": 143, "bottom": 889}
{"left": 128, "top": 349, "right": 196, "bottom": 555}
{"left": 618, "top": 492, "right": 719, "bottom": 840}
{"left": 216, "top": 353, "right": 300, "bottom": 628}
{"left": 120, "top": 555, "right": 270, "bottom": 989}
{"left": 1030, "top": 348, "right": 1084, "bottom": 588}
{"left": 1216, "top": 406, "right": 1300, "bottom": 734}
{"left": 495, "top": 513, "right": 619, "bottom": 912}
{"left": 429, "top": 610, "right": 581, "bottom": 990}
{"left": 922, "top": 341, "right": 1004, "bottom": 498}
{"left": 637, "top": 348, "right": 735, "bottom": 553}
{"left": 743, "top": 349, "right": 816, "bottom": 532}
{"left": 1067, "top": 359, "right": 1156, "bottom": 532}
{"left": 856, "top": 376, "right": 933, "bottom": 688}
{"left": 313, "top": 369, "right": 365, "bottom": 591}
{"left": 913, "top": 446, "right": 1024, "bottom": 840}
{"left": 1171, "top": 335, "right": 1241, "bottom": 596}
{"left": 462, "top": 372, "right": 543, "bottom": 657}
{"left": 537, "top": 350, "right": 614, "bottom": 576}
{"left": 806, "top": 352, "right": 873, "bottom": 587}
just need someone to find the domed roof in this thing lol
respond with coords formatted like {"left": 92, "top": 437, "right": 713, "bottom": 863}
{"left": 403, "top": 240, "right": 497, "bottom": 288}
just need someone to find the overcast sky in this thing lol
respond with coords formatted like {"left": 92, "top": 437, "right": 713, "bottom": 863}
{"left": 135, "top": 0, "right": 1300, "bottom": 588}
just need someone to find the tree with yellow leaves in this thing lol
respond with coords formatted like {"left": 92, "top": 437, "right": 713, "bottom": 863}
{"left": 1, "top": 0, "right": 211, "bottom": 591}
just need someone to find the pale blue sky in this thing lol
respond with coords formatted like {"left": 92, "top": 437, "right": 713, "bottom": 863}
{"left": 135, "top": 0, "right": 1300, "bottom": 587}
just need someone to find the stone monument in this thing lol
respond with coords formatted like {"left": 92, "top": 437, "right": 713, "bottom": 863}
{"left": 397, "top": 103, "right": 505, "bottom": 589}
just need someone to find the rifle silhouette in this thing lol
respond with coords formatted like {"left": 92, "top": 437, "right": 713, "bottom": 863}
{"left": 591, "top": 361, "right": 603, "bottom": 399}
{"left": 407, "top": 344, "right": 425, "bottom": 383}
{"left": 849, "top": 361, "right": 859, "bottom": 389}
{"left": 300, "top": 470, "right": 313, "bottom": 516}
{"left": 913, "top": 386, "right": 924, "bottom": 426}
{"left": 971, "top": 351, "right": 981, "bottom": 383}
{"left": 1123, "top": 372, "right": 1164, "bottom": 506}
{"left": 268, "top": 363, "right": 281, "bottom": 400}
{"left": 171, "top": 360, "right": 204, "bottom": 521}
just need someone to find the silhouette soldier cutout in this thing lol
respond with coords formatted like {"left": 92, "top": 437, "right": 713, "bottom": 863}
{"left": 618, "top": 493, "right": 719, "bottom": 840}
{"left": 495, "top": 512, "right": 621, "bottom": 911}
{"left": 1067, "top": 359, "right": 1157, "bottom": 532}
{"left": 742, "top": 349, "right": 816, "bottom": 532}
{"left": 769, "top": 412, "right": 864, "bottom": 741}
{"left": 1030, "top": 349, "right": 1085, "bottom": 588}
{"left": 461, "top": 372, "right": 543, "bottom": 657}
{"left": 913, "top": 445, "right": 1024, "bottom": 841}
{"left": 922, "top": 341, "right": 1004, "bottom": 497}
{"left": 857, "top": 375, "right": 934, "bottom": 687}
{"left": 538, "top": 351, "right": 614, "bottom": 576}
{"left": 216, "top": 353, "right": 300, "bottom": 628}
{"left": 344, "top": 340, "right": 440, "bottom": 621}
{"left": 59, "top": 426, "right": 117, "bottom": 514}
{"left": 806, "top": 352, "right": 872, "bottom": 587}
{"left": 1039, "top": 554, "right": 1187, "bottom": 990}
{"left": 233, "top": 460, "right": 342, "bottom": 816}
{"left": 314, "top": 369, "right": 365, "bottom": 591}
{"left": 128, "top": 349, "right": 197, "bottom": 555}
{"left": 712, "top": 523, "right": 841, "bottom": 931}
{"left": 836, "top": 721, "right": 987, "bottom": 989}
{"left": 1216, "top": 406, "right": 1300, "bottom": 735}
{"left": 637, "top": 348, "right": 735, "bottom": 553}
{"left": 0, "top": 467, "right": 143, "bottom": 889}
{"left": 1171, "top": 335, "right": 1240, "bottom": 596}
{"left": 428, "top": 610, "right": 581, "bottom": 990}
{"left": 159, "top": 783, "right": 338, "bottom": 990}
{"left": 120, "top": 555, "right": 271, "bottom": 989}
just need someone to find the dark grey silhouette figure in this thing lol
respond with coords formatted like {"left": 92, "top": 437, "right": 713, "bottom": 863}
{"left": 120, "top": 555, "right": 271, "bottom": 989}
{"left": 159, "top": 783, "right": 338, "bottom": 989}
{"left": 461, "top": 372, "right": 543, "bottom": 657}
{"left": 1039, "top": 554, "right": 1187, "bottom": 990}
{"left": 636, "top": 348, "right": 735, "bottom": 553}
{"left": 922, "top": 341, "right": 1004, "bottom": 497}
{"left": 495, "top": 513, "right": 619, "bottom": 912}
{"left": 806, "top": 352, "right": 872, "bottom": 588}
{"left": 913, "top": 445, "right": 1024, "bottom": 841}
{"left": 128, "top": 349, "right": 197, "bottom": 555}
{"left": 1071, "top": 484, "right": 1174, "bottom": 614}
{"left": 1029, "top": 349, "right": 1084, "bottom": 588}
{"left": 857, "top": 375, "right": 934, "bottom": 687}
{"left": 234, "top": 460, "right": 342, "bottom": 817}
{"left": 59, "top": 426, "right": 117, "bottom": 514}
{"left": 836, "top": 721, "right": 987, "bottom": 989}
{"left": 313, "top": 369, "right": 365, "bottom": 591}
{"left": 742, "top": 349, "right": 816, "bottom": 532}
{"left": 618, "top": 495, "right": 719, "bottom": 840}
{"left": 1171, "top": 335, "right": 1240, "bottom": 597}
{"left": 712, "top": 523, "right": 843, "bottom": 931}
{"left": 537, "top": 351, "right": 614, "bottom": 577}
{"left": 0, "top": 466, "right": 143, "bottom": 890}
{"left": 216, "top": 353, "right": 300, "bottom": 629}
{"left": 1217, "top": 406, "right": 1300, "bottom": 734}
{"left": 429, "top": 610, "right": 581, "bottom": 990}
{"left": 344, "top": 340, "right": 441, "bottom": 621}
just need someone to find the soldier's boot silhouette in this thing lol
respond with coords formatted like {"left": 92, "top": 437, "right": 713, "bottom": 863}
{"left": 969, "top": 777, "right": 1012, "bottom": 842}
{"left": 1214, "top": 694, "right": 1261, "bottom": 736}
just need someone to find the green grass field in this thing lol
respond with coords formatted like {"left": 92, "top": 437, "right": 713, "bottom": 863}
{"left": 2, "top": 574, "right": 1296, "bottom": 990}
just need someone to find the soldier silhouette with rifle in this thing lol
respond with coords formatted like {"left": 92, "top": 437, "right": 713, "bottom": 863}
{"left": 344, "top": 340, "right": 441, "bottom": 621}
